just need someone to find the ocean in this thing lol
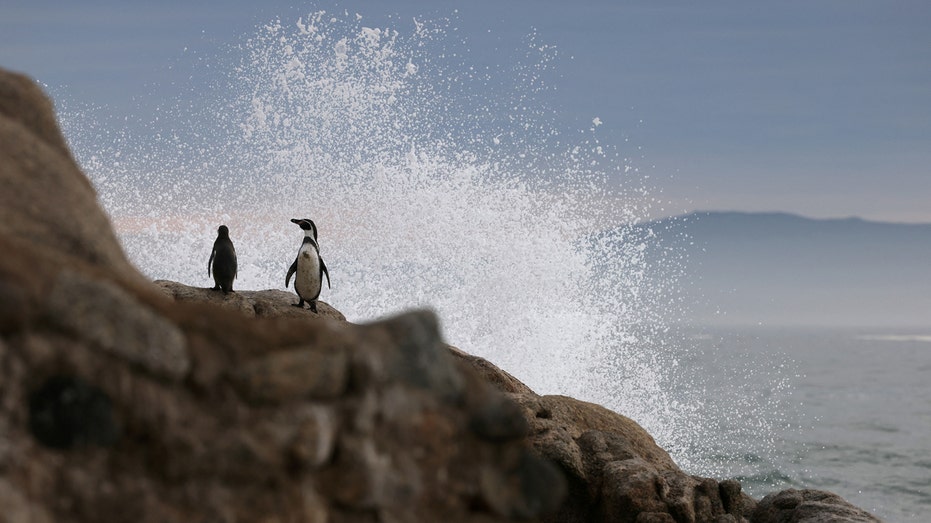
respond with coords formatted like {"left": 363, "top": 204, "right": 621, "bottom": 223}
{"left": 676, "top": 326, "right": 931, "bottom": 522}
{"left": 54, "top": 10, "right": 926, "bottom": 523}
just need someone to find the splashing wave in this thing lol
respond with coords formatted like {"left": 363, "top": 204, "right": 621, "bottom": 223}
{"left": 57, "top": 9, "right": 792, "bottom": 481}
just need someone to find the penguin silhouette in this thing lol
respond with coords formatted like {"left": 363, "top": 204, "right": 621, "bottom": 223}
{"left": 208, "top": 225, "right": 237, "bottom": 293}
{"left": 285, "top": 218, "right": 330, "bottom": 312}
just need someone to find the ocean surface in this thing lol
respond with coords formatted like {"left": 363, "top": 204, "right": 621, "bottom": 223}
{"left": 674, "top": 326, "right": 931, "bottom": 522}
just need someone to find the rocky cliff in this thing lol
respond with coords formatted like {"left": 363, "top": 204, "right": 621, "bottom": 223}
{"left": 0, "top": 67, "right": 881, "bottom": 522}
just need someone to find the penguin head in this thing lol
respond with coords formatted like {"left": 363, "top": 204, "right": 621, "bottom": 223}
{"left": 217, "top": 225, "right": 230, "bottom": 237}
{"left": 290, "top": 218, "right": 318, "bottom": 239}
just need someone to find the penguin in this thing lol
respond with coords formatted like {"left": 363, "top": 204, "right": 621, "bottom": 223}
{"left": 285, "top": 218, "right": 330, "bottom": 312}
{"left": 208, "top": 225, "right": 237, "bottom": 293}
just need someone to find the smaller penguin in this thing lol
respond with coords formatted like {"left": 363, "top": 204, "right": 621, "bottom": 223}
{"left": 208, "top": 225, "right": 237, "bottom": 293}
{"left": 285, "top": 218, "right": 330, "bottom": 312}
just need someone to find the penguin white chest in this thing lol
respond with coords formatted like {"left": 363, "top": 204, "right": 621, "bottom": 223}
{"left": 294, "top": 244, "right": 321, "bottom": 299}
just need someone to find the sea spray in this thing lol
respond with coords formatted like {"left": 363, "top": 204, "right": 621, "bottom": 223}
{"left": 57, "top": 9, "right": 796, "bottom": 488}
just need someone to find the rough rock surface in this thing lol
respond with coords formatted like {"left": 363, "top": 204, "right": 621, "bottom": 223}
{"left": 0, "top": 70, "right": 147, "bottom": 288}
{"left": 752, "top": 489, "right": 882, "bottom": 523}
{"left": 0, "top": 67, "right": 882, "bottom": 523}
{"left": 155, "top": 279, "right": 346, "bottom": 322}
{"left": 454, "top": 357, "right": 762, "bottom": 523}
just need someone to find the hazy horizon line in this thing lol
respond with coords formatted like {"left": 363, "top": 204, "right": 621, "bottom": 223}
{"left": 644, "top": 208, "right": 931, "bottom": 227}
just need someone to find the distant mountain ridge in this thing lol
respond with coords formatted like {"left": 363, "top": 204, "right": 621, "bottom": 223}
{"left": 635, "top": 211, "right": 931, "bottom": 328}
{"left": 654, "top": 210, "right": 931, "bottom": 239}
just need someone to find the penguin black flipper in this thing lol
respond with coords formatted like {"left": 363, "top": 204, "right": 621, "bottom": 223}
{"left": 208, "top": 248, "right": 216, "bottom": 277}
{"left": 208, "top": 248, "right": 220, "bottom": 290}
{"left": 286, "top": 257, "right": 298, "bottom": 288}
{"left": 320, "top": 257, "right": 331, "bottom": 289}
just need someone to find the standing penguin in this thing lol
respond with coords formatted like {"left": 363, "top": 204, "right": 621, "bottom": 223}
{"left": 285, "top": 218, "right": 330, "bottom": 312}
{"left": 208, "top": 225, "right": 237, "bottom": 293}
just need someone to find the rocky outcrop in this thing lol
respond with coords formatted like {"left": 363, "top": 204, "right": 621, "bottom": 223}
{"left": 0, "top": 67, "right": 882, "bottom": 523}
{"left": 454, "top": 355, "right": 760, "bottom": 523}
{"left": 0, "top": 70, "right": 146, "bottom": 288}
{"left": 152, "top": 282, "right": 759, "bottom": 522}
{"left": 154, "top": 280, "right": 346, "bottom": 321}
{"left": 752, "top": 490, "right": 882, "bottom": 523}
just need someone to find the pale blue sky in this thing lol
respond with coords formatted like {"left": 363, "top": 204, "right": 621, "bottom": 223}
{"left": 3, "top": 1, "right": 930, "bottom": 222}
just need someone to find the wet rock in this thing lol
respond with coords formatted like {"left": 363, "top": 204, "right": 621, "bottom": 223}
{"left": 514, "top": 395, "right": 756, "bottom": 523}
{"left": 719, "top": 479, "right": 755, "bottom": 519}
{"left": 447, "top": 345, "right": 536, "bottom": 395}
{"left": 752, "top": 489, "right": 882, "bottom": 523}
{"left": 598, "top": 455, "right": 672, "bottom": 518}
{"left": 480, "top": 447, "right": 567, "bottom": 519}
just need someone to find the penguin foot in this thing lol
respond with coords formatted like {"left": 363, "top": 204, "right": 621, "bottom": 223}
{"left": 291, "top": 303, "right": 304, "bottom": 308}
{"left": 310, "top": 302, "right": 318, "bottom": 313}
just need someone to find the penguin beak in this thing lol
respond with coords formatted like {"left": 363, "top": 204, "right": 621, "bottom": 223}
{"left": 290, "top": 218, "right": 302, "bottom": 225}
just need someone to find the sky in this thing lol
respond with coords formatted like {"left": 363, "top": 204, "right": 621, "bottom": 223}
{"left": 2, "top": 0, "right": 930, "bottom": 223}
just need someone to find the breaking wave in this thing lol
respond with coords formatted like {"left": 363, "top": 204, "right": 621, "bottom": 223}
{"left": 56, "top": 8, "right": 793, "bottom": 481}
